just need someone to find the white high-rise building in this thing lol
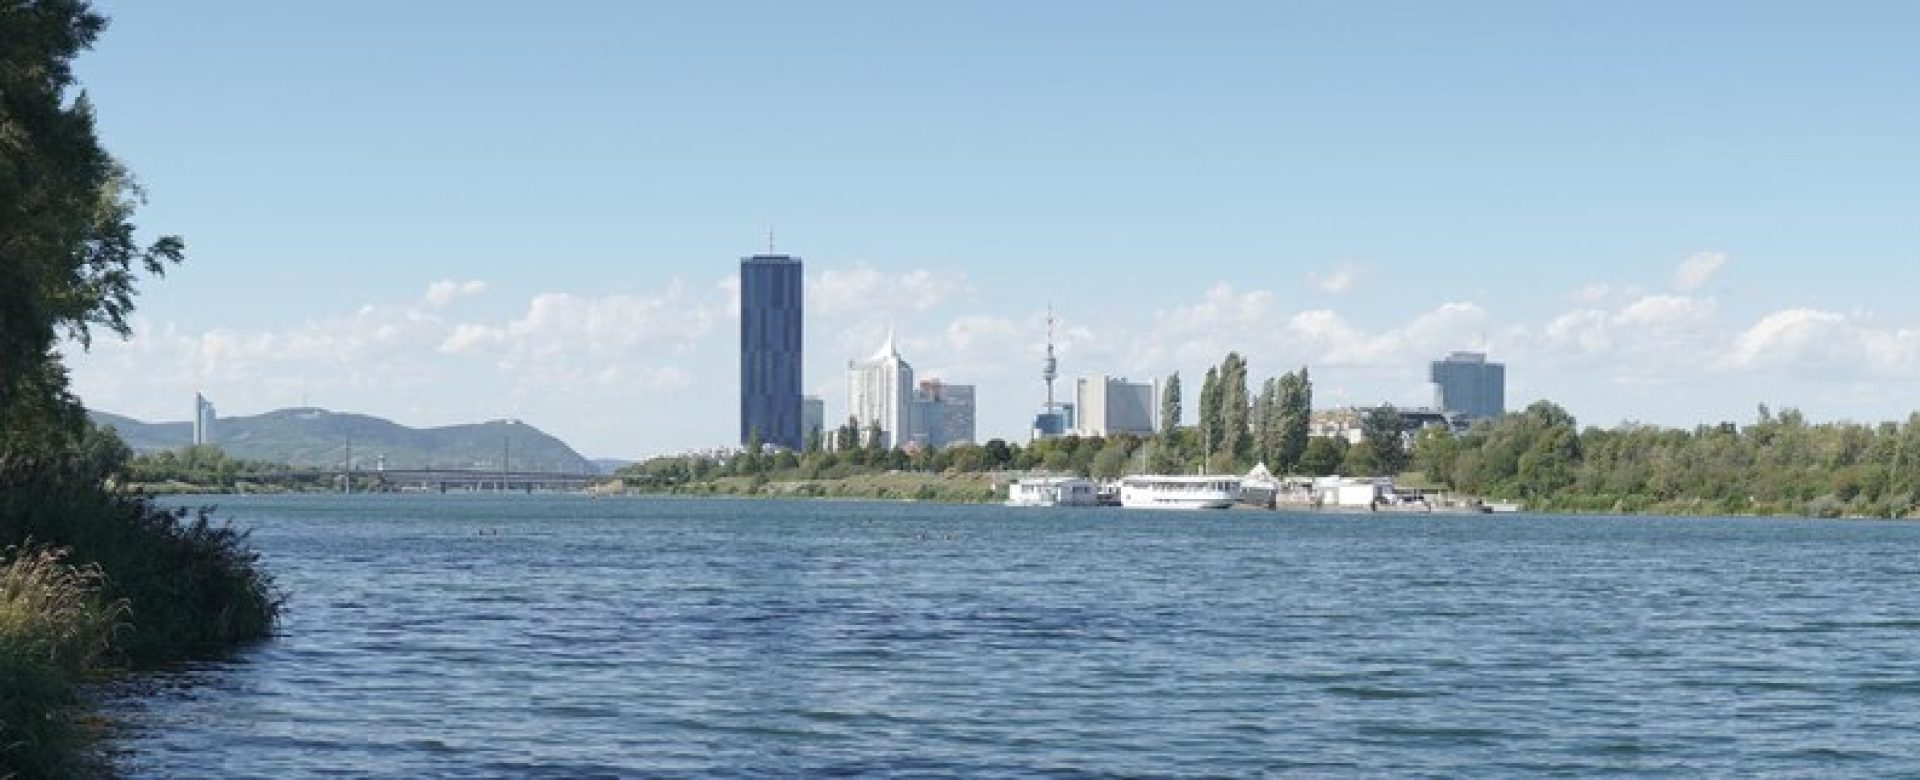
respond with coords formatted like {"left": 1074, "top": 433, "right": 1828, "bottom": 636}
{"left": 1073, "top": 376, "right": 1156, "bottom": 437}
{"left": 848, "top": 332, "right": 914, "bottom": 450}
{"left": 192, "top": 392, "right": 217, "bottom": 446}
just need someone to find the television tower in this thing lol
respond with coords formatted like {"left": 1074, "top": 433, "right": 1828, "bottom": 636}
{"left": 1043, "top": 305, "right": 1059, "bottom": 413}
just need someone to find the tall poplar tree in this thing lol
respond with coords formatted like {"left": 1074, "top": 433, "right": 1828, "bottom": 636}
{"left": 1219, "top": 352, "right": 1250, "bottom": 463}
{"left": 1252, "top": 376, "right": 1278, "bottom": 466}
{"left": 1159, "top": 372, "right": 1182, "bottom": 437}
{"left": 1198, "top": 367, "right": 1222, "bottom": 459}
{"left": 1276, "top": 367, "right": 1313, "bottom": 472}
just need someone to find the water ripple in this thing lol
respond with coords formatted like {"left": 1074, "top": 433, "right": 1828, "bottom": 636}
{"left": 91, "top": 496, "right": 1920, "bottom": 776}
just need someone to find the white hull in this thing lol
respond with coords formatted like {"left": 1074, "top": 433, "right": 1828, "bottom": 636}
{"left": 1119, "top": 475, "right": 1243, "bottom": 510}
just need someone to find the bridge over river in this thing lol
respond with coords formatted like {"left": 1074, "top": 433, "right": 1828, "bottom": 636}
{"left": 256, "top": 468, "right": 604, "bottom": 492}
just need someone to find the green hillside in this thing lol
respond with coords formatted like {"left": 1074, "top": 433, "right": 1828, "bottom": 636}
{"left": 89, "top": 408, "right": 596, "bottom": 473}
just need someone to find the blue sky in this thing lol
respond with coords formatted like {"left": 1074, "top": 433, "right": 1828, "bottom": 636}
{"left": 64, "top": 1, "right": 1920, "bottom": 457}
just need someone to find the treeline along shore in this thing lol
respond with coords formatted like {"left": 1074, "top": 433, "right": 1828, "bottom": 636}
{"left": 2, "top": 3, "right": 281, "bottom": 775}
{"left": 612, "top": 353, "right": 1920, "bottom": 521}
{"left": 114, "top": 363, "right": 1920, "bottom": 521}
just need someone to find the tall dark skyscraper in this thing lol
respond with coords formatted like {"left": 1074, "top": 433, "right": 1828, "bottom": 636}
{"left": 740, "top": 253, "right": 804, "bottom": 450}
{"left": 1430, "top": 351, "right": 1506, "bottom": 422}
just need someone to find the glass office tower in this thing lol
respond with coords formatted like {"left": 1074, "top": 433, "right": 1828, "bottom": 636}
{"left": 740, "top": 254, "right": 804, "bottom": 450}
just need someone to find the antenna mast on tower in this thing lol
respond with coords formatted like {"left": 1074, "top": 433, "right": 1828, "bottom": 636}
{"left": 1043, "top": 304, "right": 1059, "bottom": 412}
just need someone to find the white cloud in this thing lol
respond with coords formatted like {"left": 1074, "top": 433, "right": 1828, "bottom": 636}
{"left": 1673, "top": 251, "right": 1729, "bottom": 292}
{"left": 1572, "top": 283, "right": 1612, "bottom": 304}
{"left": 1308, "top": 263, "right": 1361, "bottom": 294}
{"left": 1721, "top": 309, "right": 1920, "bottom": 378}
{"left": 810, "top": 264, "right": 970, "bottom": 318}
{"left": 423, "top": 279, "right": 489, "bottom": 307}
{"left": 65, "top": 259, "right": 1920, "bottom": 456}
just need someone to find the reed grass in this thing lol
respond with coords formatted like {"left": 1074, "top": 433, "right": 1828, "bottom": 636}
{"left": 0, "top": 545, "right": 128, "bottom": 777}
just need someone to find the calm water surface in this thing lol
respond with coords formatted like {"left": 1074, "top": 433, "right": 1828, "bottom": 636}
{"left": 100, "top": 495, "right": 1920, "bottom": 776}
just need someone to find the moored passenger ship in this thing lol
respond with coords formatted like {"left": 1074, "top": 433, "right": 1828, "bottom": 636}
{"left": 1005, "top": 476, "right": 1100, "bottom": 507}
{"left": 1118, "top": 475, "right": 1243, "bottom": 510}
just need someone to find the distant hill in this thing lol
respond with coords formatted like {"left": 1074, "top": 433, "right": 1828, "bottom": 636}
{"left": 88, "top": 408, "right": 595, "bottom": 473}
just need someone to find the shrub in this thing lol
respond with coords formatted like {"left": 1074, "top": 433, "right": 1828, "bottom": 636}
{"left": 0, "top": 545, "right": 128, "bottom": 776}
{"left": 0, "top": 460, "right": 280, "bottom": 665}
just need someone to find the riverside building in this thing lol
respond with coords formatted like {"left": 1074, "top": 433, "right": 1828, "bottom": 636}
{"left": 1431, "top": 351, "right": 1506, "bottom": 422}
{"left": 912, "top": 379, "right": 977, "bottom": 449}
{"left": 740, "top": 253, "right": 805, "bottom": 450}
{"left": 1073, "top": 376, "right": 1156, "bottom": 437}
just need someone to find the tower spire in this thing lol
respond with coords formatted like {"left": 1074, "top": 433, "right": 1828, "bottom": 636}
{"left": 767, "top": 226, "right": 776, "bottom": 254}
{"left": 1043, "top": 304, "right": 1058, "bottom": 411}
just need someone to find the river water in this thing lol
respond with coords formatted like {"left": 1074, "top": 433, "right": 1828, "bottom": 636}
{"left": 98, "top": 494, "right": 1920, "bottom": 776}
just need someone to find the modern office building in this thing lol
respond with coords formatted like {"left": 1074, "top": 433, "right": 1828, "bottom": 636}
{"left": 1073, "top": 376, "right": 1156, "bottom": 437}
{"left": 192, "top": 392, "right": 216, "bottom": 446}
{"left": 740, "top": 253, "right": 804, "bottom": 450}
{"left": 1430, "top": 351, "right": 1506, "bottom": 422}
{"left": 848, "top": 332, "right": 914, "bottom": 450}
{"left": 801, "top": 396, "right": 826, "bottom": 447}
{"left": 912, "top": 379, "right": 977, "bottom": 449}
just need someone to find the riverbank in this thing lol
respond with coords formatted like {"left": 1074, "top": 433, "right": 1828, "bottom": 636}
{"left": 1, "top": 468, "right": 282, "bottom": 776}
{"left": 600, "top": 470, "right": 1003, "bottom": 503}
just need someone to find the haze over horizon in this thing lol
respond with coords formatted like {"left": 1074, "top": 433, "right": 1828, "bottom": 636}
{"left": 62, "top": 1, "right": 1920, "bottom": 458}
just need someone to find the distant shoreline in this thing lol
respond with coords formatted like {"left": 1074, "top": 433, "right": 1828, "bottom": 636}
{"left": 140, "top": 480, "right": 1920, "bottom": 522}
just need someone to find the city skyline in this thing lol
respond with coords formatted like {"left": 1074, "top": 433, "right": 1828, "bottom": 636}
{"left": 57, "top": 2, "right": 1920, "bottom": 457}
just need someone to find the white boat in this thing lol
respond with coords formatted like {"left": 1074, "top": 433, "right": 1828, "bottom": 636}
{"left": 1240, "top": 463, "right": 1281, "bottom": 507}
{"left": 1119, "top": 475, "right": 1243, "bottom": 510}
{"left": 1006, "top": 476, "right": 1100, "bottom": 507}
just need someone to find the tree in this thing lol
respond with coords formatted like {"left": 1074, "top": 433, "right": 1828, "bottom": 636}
{"left": 1360, "top": 404, "right": 1407, "bottom": 475}
{"left": 1219, "top": 353, "right": 1250, "bottom": 463}
{"left": 1159, "top": 372, "right": 1182, "bottom": 437}
{"left": 1251, "top": 377, "right": 1277, "bottom": 466}
{"left": 1198, "top": 367, "right": 1221, "bottom": 461}
{"left": 2, "top": 1, "right": 185, "bottom": 455}
{"left": 1275, "top": 367, "right": 1312, "bottom": 473}
{"left": 1411, "top": 426, "right": 1459, "bottom": 481}
{"left": 1299, "top": 436, "right": 1346, "bottom": 476}
{"left": 983, "top": 438, "right": 1014, "bottom": 469}
{"left": 835, "top": 416, "right": 860, "bottom": 453}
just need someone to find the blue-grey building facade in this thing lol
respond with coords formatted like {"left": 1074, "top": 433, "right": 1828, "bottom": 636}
{"left": 740, "top": 254, "right": 804, "bottom": 450}
{"left": 1430, "top": 351, "right": 1506, "bottom": 422}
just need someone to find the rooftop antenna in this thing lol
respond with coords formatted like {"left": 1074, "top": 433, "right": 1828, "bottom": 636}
{"left": 767, "top": 226, "right": 776, "bottom": 255}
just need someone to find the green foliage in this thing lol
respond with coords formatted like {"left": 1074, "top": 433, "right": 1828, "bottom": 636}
{"left": 1, "top": 4, "right": 283, "bottom": 773}
{"left": 1217, "top": 353, "right": 1250, "bottom": 461}
{"left": 1359, "top": 404, "right": 1408, "bottom": 476}
{"left": 124, "top": 445, "right": 308, "bottom": 489}
{"left": 1275, "top": 368, "right": 1311, "bottom": 472}
{"left": 0, "top": 545, "right": 124, "bottom": 774}
{"left": 1424, "top": 401, "right": 1920, "bottom": 518}
{"left": 1, "top": 0, "right": 183, "bottom": 451}
{"left": 0, "top": 545, "right": 125, "bottom": 675}
{"left": 0, "top": 455, "right": 282, "bottom": 663}
{"left": 1198, "top": 367, "right": 1222, "bottom": 460}
{"left": 1299, "top": 437, "right": 1346, "bottom": 476}
{"left": 1159, "top": 372, "right": 1181, "bottom": 437}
